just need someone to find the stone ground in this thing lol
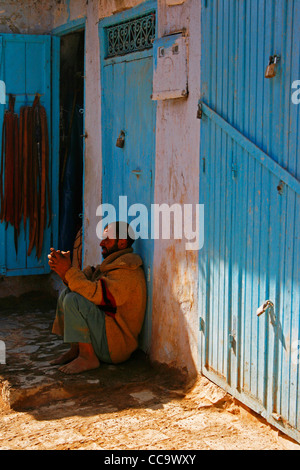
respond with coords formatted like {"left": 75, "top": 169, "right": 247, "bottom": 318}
{"left": 0, "top": 289, "right": 299, "bottom": 451}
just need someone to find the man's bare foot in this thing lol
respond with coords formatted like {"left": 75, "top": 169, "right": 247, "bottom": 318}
{"left": 59, "top": 355, "right": 100, "bottom": 374}
{"left": 50, "top": 344, "right": 79, "bottom": 365}
{"left": 58, "top": 342, "right": 100, "bottom": 374}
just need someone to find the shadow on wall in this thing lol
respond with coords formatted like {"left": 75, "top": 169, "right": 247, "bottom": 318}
{"left": 0, "top": 273, "right": 62, "bottom": 300}
{"left": 150, "top": 238, "right": 199, "bottom": 380}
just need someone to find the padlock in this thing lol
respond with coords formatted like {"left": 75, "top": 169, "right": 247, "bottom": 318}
{"left": 265, "top": 55, "right": 279, "bottom": 79}
{"left": 265, "top": 56, "right": 276, "bottom": 78}
{"left": 116, "top": 130, "right": 125, "bottom": 148}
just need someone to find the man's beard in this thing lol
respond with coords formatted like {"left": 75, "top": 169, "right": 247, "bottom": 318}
{"left": 102, "top": 240, "right": 119, "bottom": 259}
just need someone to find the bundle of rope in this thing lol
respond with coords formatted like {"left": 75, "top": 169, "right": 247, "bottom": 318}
{"left": 0, "top": 93, "right": 51, "bottom": 259}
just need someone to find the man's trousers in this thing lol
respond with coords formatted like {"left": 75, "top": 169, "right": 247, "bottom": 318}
{"left": 52, "top": 287, "right": 112, "bottom": 363}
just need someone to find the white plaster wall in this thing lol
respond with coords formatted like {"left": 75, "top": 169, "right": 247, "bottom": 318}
{"left": 0, "top": 0, "right": 88, "bottom": 34}
{"left": 150, "top": 0, "right": 201, "bottom": 377}
{"left": 99, "top": 0, "right": 146, "bottom": 17}
{"left": 0, "top": 0, "right": 56, "bottom": 34}
{"left": 81, "top": 0, "right": 102, "bottom": 267}
{"left": 53, "top": 0, "right": 86, "bottom": 28}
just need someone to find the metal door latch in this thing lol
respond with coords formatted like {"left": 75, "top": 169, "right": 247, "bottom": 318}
{"left": 116, "top": 130, "right": 125, "bottom": 148}
{"left": 132, "top": 169, "right": 142, "bottom": 175}
{"left": 229, "top": 331, "right": 236, "bottom": 347}
{"left": 197, "top": 102, "right": 202, "bottom": 119}
{"left": 256, "top": 300, "right": 274, "bottom": 317}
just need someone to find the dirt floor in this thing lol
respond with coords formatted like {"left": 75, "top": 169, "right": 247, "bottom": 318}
{"left": 1, "top": 372, "right": 300, "bottom": 451}
{"left": 0, "top": 289, "right": 299, "bottom": 451}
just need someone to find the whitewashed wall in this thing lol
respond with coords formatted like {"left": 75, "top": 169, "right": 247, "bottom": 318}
{"left": 150, "top": 0, "right": 201, "bottom": 376}
{"left": 54, "top": 0, "right": 201, "bottom": 376}
{"left": 15, "top": 0, "right": 201, "bottom": 376}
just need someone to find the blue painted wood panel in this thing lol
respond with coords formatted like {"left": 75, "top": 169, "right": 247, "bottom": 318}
{"left": 0, "top": 34, "right": 58, "bottom": 276}
{"left": 99, "top": 3, "right": 157, "bottom": 352}
{"left": 199, "top": 0, "right": 300, "bottom": 442}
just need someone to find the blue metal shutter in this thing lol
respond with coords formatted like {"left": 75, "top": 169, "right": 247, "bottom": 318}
{"left": 199, "top": 0, "right": 300, "bottom": 442}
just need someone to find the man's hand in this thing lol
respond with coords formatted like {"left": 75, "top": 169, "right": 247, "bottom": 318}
{"left": 48, "top": 248, "right": 72, "bottom": 280}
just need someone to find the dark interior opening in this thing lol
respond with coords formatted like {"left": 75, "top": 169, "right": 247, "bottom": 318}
{"left": 58, "top": 30, "right": 84, "bottom": 266}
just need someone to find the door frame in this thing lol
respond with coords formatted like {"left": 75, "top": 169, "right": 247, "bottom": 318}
{"left": 51, "top": 18, "right": 86, "bottom": 260}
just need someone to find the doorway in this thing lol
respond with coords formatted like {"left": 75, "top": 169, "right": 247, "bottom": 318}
{"left": 58, "top": 30, "right": 85, "bottom": 268}
{"left": 99, "top": 4, "right": 157, "bottom": 352}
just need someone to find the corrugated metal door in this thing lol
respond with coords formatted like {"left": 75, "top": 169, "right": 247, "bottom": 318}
{"left": 99, "top": 3, "right": 157, "bottom": 351}
{"left": 0, "top": 34, "right": 59, "bottom": 276}
{"left": 199, "top": 0, "right": 300, "bottom": 442}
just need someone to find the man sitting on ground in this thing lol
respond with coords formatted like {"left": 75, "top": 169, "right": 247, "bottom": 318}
{"left": 48, "top": 221, "right": 147, "bottom": 374}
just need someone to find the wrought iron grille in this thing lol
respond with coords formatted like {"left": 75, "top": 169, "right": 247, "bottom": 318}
{"left": 105, "top": 12, "right": 156, "bottom": 58}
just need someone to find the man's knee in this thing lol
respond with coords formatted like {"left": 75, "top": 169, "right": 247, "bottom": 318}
{"left": 62, "top": 291, "right": 81, "bottom": 311}
{"left": 58, "top": 287, "right": 70, "bottom": 304}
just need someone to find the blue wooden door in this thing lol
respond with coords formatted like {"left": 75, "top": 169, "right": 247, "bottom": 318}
{"left": 100, "top": 3, "right": 157, "bottom": 351}
{"left": 199, "top": 0, "right": 300, "bottom": 442}
{"left": 0, "top": 34, "right": 59, "bottom": 276}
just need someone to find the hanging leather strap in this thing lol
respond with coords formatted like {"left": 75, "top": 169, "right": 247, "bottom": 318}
{"left": 1, "top": 94, "right": 51, "bottom": 260}
{"left": 0, "top": 95, "right": 22, "bottom": 253}
{"left": 1, "top": 95, "right": 16, "bottom": 224}
{"left": 13, "top": 110, "right": 20, "bottom": 252}
{"left": 27, "top": 94, "right": 51, "bottom": 259}
{"left": 3, "top": 102, "right": 14, "bottom": 225}
{"left": 19, "top": 106, "right": 28, "bottom": 230}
